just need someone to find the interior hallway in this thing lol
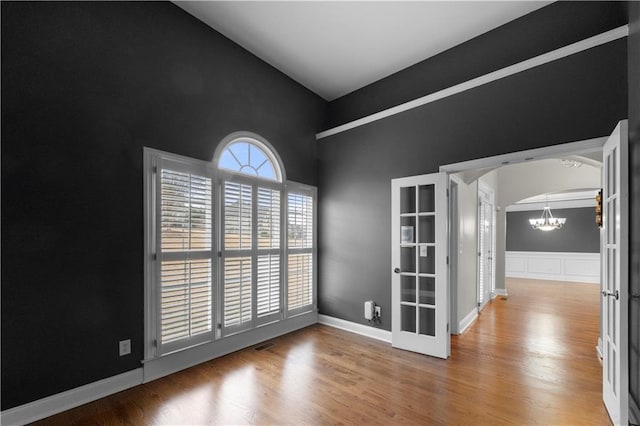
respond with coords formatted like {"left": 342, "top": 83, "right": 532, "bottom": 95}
{"left": 35, "top": 278, "right": 607, "bottom": 425}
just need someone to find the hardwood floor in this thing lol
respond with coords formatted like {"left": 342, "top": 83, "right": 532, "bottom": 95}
{"left": 34, "top": 278, "right": 609, "bottom": 425}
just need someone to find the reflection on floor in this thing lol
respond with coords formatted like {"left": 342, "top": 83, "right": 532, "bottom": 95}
{"left": 35, "top": 277, "right": 608, "bottom": 425}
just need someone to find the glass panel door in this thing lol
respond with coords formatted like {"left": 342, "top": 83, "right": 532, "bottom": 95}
{"left": 391, "top": 173, "right": 449, "bottom": 359}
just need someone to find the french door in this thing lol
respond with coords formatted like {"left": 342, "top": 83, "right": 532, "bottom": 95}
{"left": 391, "top": 172, "right": 450, "bottom": 359}
{"left": 602, "top": 120, "right": 628, "bottom": 425}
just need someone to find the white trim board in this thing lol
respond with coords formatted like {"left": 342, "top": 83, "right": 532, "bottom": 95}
{"left": 458, "top": 308, "right": 478, "bottom": 335}
{"left": 316, "top": 26, "right": 628, "bottom": 140}
{"left": 318, "top": 314, "right": 391, "bottom": 343}
{"left": 1, "top": 369, "right": 143, "bottom": 426}
{"left": 507, "top": 199, "right": 596, "bottom": 212}
{"left": 506, "top": 251, "right": 600, "bottom": 283}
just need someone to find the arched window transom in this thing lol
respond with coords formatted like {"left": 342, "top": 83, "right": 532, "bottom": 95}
{"left": 218, "top": 138, "right": 282, "bottom": 182}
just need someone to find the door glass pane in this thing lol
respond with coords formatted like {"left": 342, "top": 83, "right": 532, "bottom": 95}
{"left": 401, "top": 247, "right": 416, "bottom": 273}
{"left": 418, "top": 185, "right": 435, "bottom": 213}
{"left": 418, "top": 246, "right": 435, "bottom": 274}
{"left": 418, "top": 216, "right": 435, "bottom": 244}
{"left": 419, "top": 277, "right": 435, "bottom": 305}
{"left": 401, "top": 216, "right": 416, "bottom": 244}
{"left": 419, "top": 307, "right": 436, "bottom": 336}
{"left": 611, "top": 147, "right": 617, "bottom": 195}
{"left": 401, "top": 186, "right": 416, "bottom": 214}
{"left": 401, "top": 305, "right": 416, "bottom": 333}
{"left": 401, "top": 276, "right": 416, "bottom": 303}
{"left": 608, "top": 200, "right": 616, "bottom": 244}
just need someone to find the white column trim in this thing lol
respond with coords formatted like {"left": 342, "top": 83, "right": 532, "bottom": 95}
{"left": 316, "top": 25, "right": 628, "bottom": 140}
{"left": 1, "top": 369, "right": 143, "bottom": 426}
{"left": 318, "top": 314, "right": 391, "bottom": 343}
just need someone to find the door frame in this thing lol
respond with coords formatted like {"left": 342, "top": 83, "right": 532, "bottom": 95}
{"left": 440, "top": 135, "right": 607, "bottom": 332}
{"left": 477, "top": 179, "right": 496, "bottom": 310}
{"left": 440, "top": 132, "right": 629, "bottom": 416}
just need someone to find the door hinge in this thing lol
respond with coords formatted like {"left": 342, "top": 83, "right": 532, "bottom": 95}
{"left": 153, "top": 339, "right": 158, "bottom": 348}
{"left": 446, "top": 188, "right": 449, "bottom": 197}
{"left": 153, "top": 253, "right": 157, "bottom": 261}
{"left": 447, "top": 323, "right": 449, "bottom": 332}
{"left": 153, "top": 166, "right": 158, "bottom": 174}
{"left": 446, "top": 255, "right": 449, "bottom": 265}
{"left": 217, "top": 323, "right": 222, "bottom": 330}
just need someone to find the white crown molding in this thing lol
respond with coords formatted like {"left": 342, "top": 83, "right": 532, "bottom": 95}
{"left": 316, "top": 25, "right": 628, "bottom": 140}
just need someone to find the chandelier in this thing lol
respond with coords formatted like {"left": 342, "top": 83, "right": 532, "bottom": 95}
{"left": 529, "top": 206, "right": 566, "bottom": 231}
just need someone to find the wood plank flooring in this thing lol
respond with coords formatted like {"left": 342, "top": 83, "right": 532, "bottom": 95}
{"left": 33, "top": 278, "right": 609, "bottom": 425}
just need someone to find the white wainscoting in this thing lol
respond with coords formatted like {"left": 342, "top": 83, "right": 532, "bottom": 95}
{"left": 505, "top": 251, "right": 600, "bottom": 283}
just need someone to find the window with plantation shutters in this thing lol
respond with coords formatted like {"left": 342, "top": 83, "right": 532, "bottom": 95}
{"left": 287, "top": 188, "right": 315, "bottom": 314}
{"left": 144, "top": 136, "right": 316, "bottom": 362}
{"left": 155, "top": 161, "right": 214, "bottom": 354}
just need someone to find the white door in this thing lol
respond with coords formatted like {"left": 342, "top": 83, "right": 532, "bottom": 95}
{"left": 477, "top": 189, "right": 494, "bottom": 309}
{"left": 391, "top": 173, "right": 450, "bottom": 359}
{"left": 602, "top": 120, "right": 628, "bottom": 425}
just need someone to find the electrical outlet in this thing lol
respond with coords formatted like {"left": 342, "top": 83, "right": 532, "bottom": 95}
{"left": 375, "top": 306, "right": 381, "bottom": 318}
{"left": 119, "top": 339, "right": 131, "bottom": 356}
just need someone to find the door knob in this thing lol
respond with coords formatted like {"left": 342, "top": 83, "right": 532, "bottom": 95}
{"left": 601, "top": 290, "right": 619, "bottom": 300}
{"left": 394, "top": 267, "right": 400, "bottom": 274}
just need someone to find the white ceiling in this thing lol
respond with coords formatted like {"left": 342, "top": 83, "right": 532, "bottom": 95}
{"left": 175, "top": 1, "right": 551, "bottom": 101}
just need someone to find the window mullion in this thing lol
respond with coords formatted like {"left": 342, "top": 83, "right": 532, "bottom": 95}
{"left": 251, "top": 183, "right": 258, "bottom": 329}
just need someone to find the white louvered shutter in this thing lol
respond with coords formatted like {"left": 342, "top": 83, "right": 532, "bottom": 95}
{"left": 286, "top": 189, "right": 315, "bottom": 314}
{"left": 256, "top": 187, "right": 281, "bottom": 323}
{"left": 221, "top": 179, "right": 283, "bottom": 335}
{"left": 156, "top": 162, "right": 214, "bottom": 354}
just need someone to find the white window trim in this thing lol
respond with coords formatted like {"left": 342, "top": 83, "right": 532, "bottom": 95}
{"left": 143, "top": 147, "right": 218, "bottom": 360}
{"left": 143, "top": 142, "right": 317, "bottom": 367}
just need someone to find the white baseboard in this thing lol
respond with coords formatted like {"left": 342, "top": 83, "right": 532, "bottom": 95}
{"left": 506, "top": 251, "right": 600, "bottom": 283}
{"left": 318, "top": 314, "right": 391, "bottom": 343}
{"left": 493, "top": 289, "right": 508, "bottom": 298}
{"left": 1, "top": 369, "right": 143, "bottom": 426}
{"left": 630, "top": 394, "right": 640, "bottom": 426}
{"left": 458, "top": 308, "right": 478, "bottom": 334}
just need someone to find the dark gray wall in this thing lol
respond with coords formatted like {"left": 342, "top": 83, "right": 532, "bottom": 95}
{"left": 628, "top": 0, "right": 640, "bottom": 414}
{"left": 1, "top": 2, "right": 324, "bottom": 410}
{"left": 325, "top": 1, "right": 628, "bottom": 130}
{"left": 506, "top": 208, "right": 600, "bottom": 253}
{"left": 318, "top": 2, "right": 627, "bottom": 331}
